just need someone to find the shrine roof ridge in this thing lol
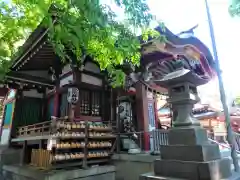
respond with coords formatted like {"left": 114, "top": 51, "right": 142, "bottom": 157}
{"left": 10, "top": 20, "right": 214, "bottom": 73}
{"left": 11, "top": 22, "right": 48, "bottom": 70}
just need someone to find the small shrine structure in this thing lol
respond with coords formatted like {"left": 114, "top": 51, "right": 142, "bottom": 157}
{"left": 0, "top": 20, "right": 117, "bottom": 179}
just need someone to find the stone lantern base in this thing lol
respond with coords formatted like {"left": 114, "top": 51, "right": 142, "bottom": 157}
{"left": 138, "top": 69, "right": 240, "bottom": 179}
{"left": 140, "top": 127, "right": 240, "bottom": 180}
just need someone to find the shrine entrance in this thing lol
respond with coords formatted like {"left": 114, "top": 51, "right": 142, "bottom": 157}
{"left": 115, "top": 82, "right": 168, "bottom": 153}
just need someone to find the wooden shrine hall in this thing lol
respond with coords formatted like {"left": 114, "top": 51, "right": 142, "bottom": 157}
{"left": 0, "top": 22, "right": 163, "bottom": 170}
{"left": 0, "top": 23, "right": 166, "bottom": 155}
{"left": 0, "top": 21, "right": 122, "bottom": 170}
{"left": 0, "top": 17, "right": 217, "bottom": 180}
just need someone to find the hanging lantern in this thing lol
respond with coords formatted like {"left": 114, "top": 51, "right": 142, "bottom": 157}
{"left": 128, "top": 87, "right": 136, "bottom": 94}
{"left": 67, "top": 87, "right": 79, "bottom": 105}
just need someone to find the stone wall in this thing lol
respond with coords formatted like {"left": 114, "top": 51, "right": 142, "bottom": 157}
{"left": 0, "top": 147, "right": 21, "bottom": 177}
{"left": 112, "top": 154, "right": 158, "bottom": 180}
{"left": 3, "top": 165, "right": 116, "bottom": 180}
{"left": 1, "top": 151, "right": 235, "bottom": 180}
{"left": 3, "top": 170, "right": 115, "bottom": 180}
{"left": 2, "top": 153, "right": 157, "bottom": 180}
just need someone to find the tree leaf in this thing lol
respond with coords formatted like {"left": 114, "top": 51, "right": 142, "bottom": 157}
{"left": 0, "top": 0, "right": 165, "bottom": 86}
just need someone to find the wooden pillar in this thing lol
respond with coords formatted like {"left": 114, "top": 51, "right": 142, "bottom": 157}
{"left": 10, "top": 90, "right": 22, "bottom": 138}
{"left": 72, "top": 66, "right": 79, "bottom": 120}
{"left": 116, "top": 90, "right": 121, "bottom": 153}
{"left": 102, "top": 78, "right": 107, "bottom": 123}
{"left": 53, "top": 56, "right": 61, "bottom": 118}
{"left": 39, "top": 139, "right": 44, "bottom": 149}
{"left": 20, "top": 140, "right": 27, "bottom": 166}
{"left": 154, "top": 91, "right": 159, "bottom": 129}
{"left": 135, "top": 82, "right": 149, "bottom": 151}
{"left": 53, "top": 75, "right": 60, "bottom": 118}
{"left": 53, "top": 88, "right": 59, "bottom": 117}
{"left": 42, "top": 88, "right": 48, "bottom": 121}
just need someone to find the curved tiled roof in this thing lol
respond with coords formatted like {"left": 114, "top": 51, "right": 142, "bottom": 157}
{"left": 155, "top": 26, "right": 215, "bottom": 69}
{"left": 158, "top": 103, "right": 218, "bottom": 120}
{"left": 140, "top": 26, "right": 215, "bottom": 69}
{"left": 140, "top": 26, "right": 216, "bottom": 81}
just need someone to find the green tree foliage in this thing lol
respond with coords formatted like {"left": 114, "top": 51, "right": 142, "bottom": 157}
{"left": 0, "top": 0, "right": 164, "bottom": 86}
{"left": 229, "top": 0, "right": 240, "bottom": 16}
{"left": 234, "top": 96, "right": 240, "bottom": 106}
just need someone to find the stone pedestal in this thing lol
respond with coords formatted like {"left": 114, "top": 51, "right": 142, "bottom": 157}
{"left": 139, "top": 69, "right": 240, "bottom": 180}
{"left": 140, "top": 127, "right": 240, "bottom": 180}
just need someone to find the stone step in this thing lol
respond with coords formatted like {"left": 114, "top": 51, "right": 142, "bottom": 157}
{"left": 153, "top": 158, "right": 232, "bottom": 180}
{"left": 160, "top": 144, "right": 221, "bottom": 161}
{"left": 140, "top": 172, "right": 185, "bottom": 180}
{"left": 140, "top": 172, "right": 240, "bottom": 180}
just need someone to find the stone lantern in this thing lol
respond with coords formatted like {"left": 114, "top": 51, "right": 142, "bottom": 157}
{"left": 140, "top": 67, "right": 238, "bottom": 179}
